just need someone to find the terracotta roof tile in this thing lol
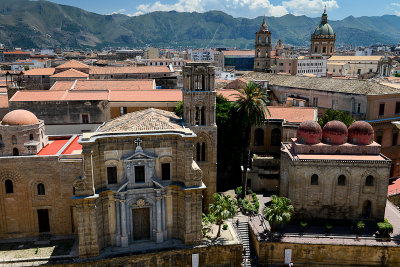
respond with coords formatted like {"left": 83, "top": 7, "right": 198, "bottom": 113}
{"left": 267, "top": 106, "right": 317, "bottom": 123}
{"left": 49, "top": 81, "right": 76, "bottom": 91}
{"left": 23, "top": 68, "right": 55, "bottom": 76}
{"left": 109, "top": 90, "right": 181, "bottom": 102}
{"left": 55, "top": 60, "right": 89, "bottom": 69}
{"left": 4, "top": 51, "right": 30, "bottom": 54}
{"left": 0, "top": 94, "right": 8, "bottom": 108}
{"left": 10, "top": 90, "right": 67, "bottom": 102}
{"left": 50, "top": 68, "right": 88, "bottom": 78}
{"left": 97, "top": 108, "right": 184, "bottom": 132}
{"left": 216, "top": 90, "right": 240, "bottom": 101}
{"left": 63, "top": 91, "right": 109, "bottom": 101}
{"left": 72, "top": 80, "right": 155, "bottom": 91}
{"left": 89, "top": 66, "right": 172, "bottom": 75}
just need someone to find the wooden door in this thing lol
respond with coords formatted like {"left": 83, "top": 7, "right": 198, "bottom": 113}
{"left": 132, "top": 208, "right": 150, "bottom": 240}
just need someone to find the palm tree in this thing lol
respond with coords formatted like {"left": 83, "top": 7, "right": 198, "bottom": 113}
{"left": 208, "top": 193, "right": 237, "bottom": 237}
{"left": 233, "top": 81, "right": 270, "bottom": 197}
{"left": 263, "top": 195, "right": 294, "bottom": 232}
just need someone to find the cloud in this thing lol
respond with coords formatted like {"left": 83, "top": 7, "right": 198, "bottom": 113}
{"left": 132, "top": 0, "right": 338, "bottom": 18}
{"left": 391, "top": 3, "right": 400, "bottom": 7}
{"left": 391, "top": 2, "right": 400, "bottom": 16}
{"left": 282, "top": 0, "right": 339, "bottom": 15}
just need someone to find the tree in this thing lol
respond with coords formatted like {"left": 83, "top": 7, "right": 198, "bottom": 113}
{"left": 318, "top": 109, "right": 355, "bottom": 127}
{"left": 263, "top": 195, "right": 294, "bottom": 232}
{"left": 232, "top": 81, "right": 270, "bottom": 197}
{"left": 208, "top": 193, "right": 237, "bottom": 237}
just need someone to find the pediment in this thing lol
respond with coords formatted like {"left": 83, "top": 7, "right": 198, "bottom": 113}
{"left": 125, "top": 151, "right": 156, "bottom": 161}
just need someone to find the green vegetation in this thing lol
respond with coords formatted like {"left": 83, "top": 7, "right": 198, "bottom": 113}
{"left": 263, "top": 195, "right": 294, "bottom": 232}
{"left": 395, "top": 73, "right": 400, "bottom": 77}
{"left": 377, "top": 218, "right": 393, "bottom": 236}
{"left": 233, "top": 82, "right": 270, "bottom": 197}
{"left": 208, "top": 193, "right": 237, "bottom": 237}
{"left": 318, "top": 109, "right": 356, "bottom": 128}
{"left": 0, "top": 0, "right": 399, "bottom": 48}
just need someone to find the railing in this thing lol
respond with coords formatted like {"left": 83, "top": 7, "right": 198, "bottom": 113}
{"left": 258, "top": 214, "right": 269, "bottom": 231}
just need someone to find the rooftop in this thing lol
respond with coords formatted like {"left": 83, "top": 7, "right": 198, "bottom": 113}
{"left": 223, "top": 50, "right": 254, "bottom": 57}
{"left": 267, "top": 106, "right": 317, "bottom": 123}
{"left": 242, "top": 72, "right": 400, "bottom": 95}
{"left": 328, "top": 56, "right": 383, "bottom": 61}
{"left": 23, "top": 68, "right": 55, "bottom": 76}
{"left": 55, "top": 60, "right": 89, "bottom": 69}
{"left": 50, "top": 68, "right": 89, "bottom": 78}
{"left": 37, "top": 135, "right": 82, "bottom": 156}
{"left": 89, "top": 66, "right": 172, "bottom": 75}
{"left": 96, "top": 108, "right": 186, "bottom": 133}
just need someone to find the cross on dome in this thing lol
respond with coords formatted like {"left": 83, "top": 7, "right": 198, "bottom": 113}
{"left": 134, "top": 138, "right": 143, "bottom": 152}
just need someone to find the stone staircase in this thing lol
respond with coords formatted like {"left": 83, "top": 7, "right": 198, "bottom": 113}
{"left": 237, "top": 221, "right": 251, "bottom": 267}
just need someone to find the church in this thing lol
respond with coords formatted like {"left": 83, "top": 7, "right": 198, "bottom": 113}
{"left": 0, "top": 62, "right": 218, "bottom": 258}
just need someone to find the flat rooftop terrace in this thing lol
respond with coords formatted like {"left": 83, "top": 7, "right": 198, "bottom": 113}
{"left": 38, "top": 135, "right": 81, "bottom": 156}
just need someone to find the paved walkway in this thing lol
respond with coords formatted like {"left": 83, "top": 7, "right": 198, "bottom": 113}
{"left": 384, "top": 200, "right": 400, "bottom": 237}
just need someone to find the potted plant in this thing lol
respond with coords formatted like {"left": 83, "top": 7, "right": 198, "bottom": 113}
{"left": 356, "top": 221, "right": 365, "bottom": 238}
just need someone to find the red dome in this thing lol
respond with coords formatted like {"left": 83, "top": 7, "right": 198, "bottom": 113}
{"left": 296, "top": 120, "right": 322, "bottom": 145}
{"left": 1, "top": 110, "right": 39, "bottom": 126}
{"left": 322, "top": 120, "right": 348, "bottom": 145}
{"left": 348, "top": 121, "right": 374, "bottom": 145}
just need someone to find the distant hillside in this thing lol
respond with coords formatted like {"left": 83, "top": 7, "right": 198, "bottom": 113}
{"left": 0, "top": 0, "right": 399, "bottom": 49}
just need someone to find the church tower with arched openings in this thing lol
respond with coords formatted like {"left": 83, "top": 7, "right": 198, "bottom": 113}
{"left": 182, "top": 62, "right": 217, "bottom": 208}
{"left": 254, "top": 15, "right": 272, "bottom": 72}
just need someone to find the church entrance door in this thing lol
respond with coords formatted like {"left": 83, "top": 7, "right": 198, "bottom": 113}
{"left": 132, "top": 208, "right": 150, "bottom": 240}
{"left": 362, "top": 200, "right": 372, "bottom": 218}
{"left": 37, "top": 209, "right": 50, "bottom": 232}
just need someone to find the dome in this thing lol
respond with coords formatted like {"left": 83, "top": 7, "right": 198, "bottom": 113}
{"left": 1, "top": 110, "right": 39, "bottom": 126}
{"left": 312, "top": 23, "right": 335, "bottom": 36}
{"left": 348, "top": 121, "right": 374, "bottom": 145}
{"left": 322, "top": 120, "right": 348, "bottom": 145}
{"left": 296, "top": 120, "right": 322, "bottom": 145}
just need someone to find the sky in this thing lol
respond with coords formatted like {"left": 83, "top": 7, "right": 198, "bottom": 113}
{"left": 47, "top": 0, "right": 400, "bottom": 19}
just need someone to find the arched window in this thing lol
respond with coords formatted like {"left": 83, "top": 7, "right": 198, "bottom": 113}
{"left": 196, "top": 143, "right": 201, "bottom": 161}
{"left": 5, "top": 179, "right": 13, "bottom": 194}
{"left": 200, "top": 107, "right": 205, "bottom": 125}
{"left": 201, "top": 142, "right": 206, "bottom": 161}
{"left": 271, "top": 128, "right": 282, "bottom": 146}
{"left": 338, "top": 175, "right": 346, "bottom": 186}
{"left": 254, "top": 128, "right": 264, "bottom": 146}
{"left": 196, "top": 142, "right": 206, "bottom": 162}
{"left": 37, "top": 183, "right": 45, "bottom": 195}
{"left": 311, "top": 174, "right": 319, "bottom": 185}
{"left": 29, "top": 134, "right": 34, "bottom": 141}
{"left": 12, "top": 135, "right": 17, "bottom": 144}
{"left": 365, "top": 175, "right": 374, "bottom": 186}
{"left": 13, "top": 148, "right": 19, "bottom": 156}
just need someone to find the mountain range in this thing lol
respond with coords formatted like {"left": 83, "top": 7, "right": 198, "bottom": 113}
{"left": 1, "top": 0, "right": 400, "bottom": 49}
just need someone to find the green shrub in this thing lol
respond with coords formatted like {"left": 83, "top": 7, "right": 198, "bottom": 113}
{"left": 377, "top": 219, "right": 393, "bottom": 236}
{"left": 357, "top": 221, "right": 365, "bottom": 230}
{"left": 247, "top": 189, "right": 253, "bottom": 195}
{"left": 222, "top": 224, "right": 228, "bottom": 230}
{"left": 235, "top": 186, "right": 242, "bottom": 197}
{"left": 300, "top": 221, "right": 308, "bottom": 228}
{"left": 325, "top": 223, "right": 333, "bottom": 230}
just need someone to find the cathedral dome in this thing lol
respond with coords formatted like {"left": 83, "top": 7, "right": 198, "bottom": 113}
{"left": 312, "top": 23, "right": 335, "bottom": 36}
{"left": 348, "top": 121, "right": 374, "bottom": 145}
{"left": 312, "top": 9, "right": 334, "bottom": 36}
{"left": 1, "top": 109, "right": 39, "bottom": 126}
{"left": 296, "top": 120, "right": 322, "bottom": 145}
{"left": 322, "top": 120, "right": 348, "bottom": 145}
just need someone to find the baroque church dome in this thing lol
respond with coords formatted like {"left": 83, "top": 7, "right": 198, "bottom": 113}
{"left": 322, "top": 120, "right": 348, "bottom": 145}
{"left": 296, "top": 120, "right": 322, "bottom": 145}
{"left": 348, "top": 121, "right": 374, "bottom": 145}
{"left": 312, "top": 9, "right": 335, "bottom": 36}
{"left": 1, "top": 109, "right": 39, "bottom": 126}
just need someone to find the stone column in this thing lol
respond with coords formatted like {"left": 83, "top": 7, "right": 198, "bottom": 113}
{"left": 120, "top": 200, "right": 128, "bottom": 247}
{"left": 161, "top": 197, "right": 167, "bottom": 240}
{"left": 115, "top": 200, "right": 121, "bottom": 246}
{"left": 156, "top": 196, "right": 163, "bottom": 243}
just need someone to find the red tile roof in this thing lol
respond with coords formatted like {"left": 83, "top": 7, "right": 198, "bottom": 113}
{"left": 72, "top": 80, "right": 155, "bottom": 91}
{"left": 109, "top": 90, "right": 182, "bottom": 102}
{"left": 49, "top": 81, "right": 75, "bottom": 91}
{"left": 0, "top": 94, "right": 8, "bottom": 108}
{"left": 89, "top": 66, "right": 172, "bottom": 75}
{"left": 217, "top": 90, "right": 239, "bottom": 101}
{"left": 388, "top": 178, "right": 400, "bottom": 196}
{"left": 38, "top": 139, "right": 69, "bottom": 156}
{"left": 267, "top": 106, "right": 317, "bottom": 123}
{"left": 23, "top": 68, "right": 55, "bottom": 76}
{"left": 64, "top": 91, "right": 109, "bottom": 101}
{"left": 50, "top": 68, "right": 88, "bottom": 78}
{"left": 55, "top": 60, "right": 89, "bottom": 69}
{"left": 10, "top": 90, "right": 68, "bottom": 101}
{"left": 4, "top": 51, "right": 30, "bottom": 55}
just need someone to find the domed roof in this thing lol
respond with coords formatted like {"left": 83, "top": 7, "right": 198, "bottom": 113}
{"left": 313, "top": 23, "right": 335, "bottom": 36}
{"left": 348, "top": 121, "right": 374, "bottom": 145}
{"left": 312, "top": 9, "right": 334, "bottom": 36}
{"left": 296, "top": 120, "right": 322, "bottom": 145}
{"left": 1, "top": 110, "right": 39, "bottom": 126}
{"left": 322, "top": 120, "right": 348, "bottom": 145}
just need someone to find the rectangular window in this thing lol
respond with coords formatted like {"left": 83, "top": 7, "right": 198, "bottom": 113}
{"left": 120, "top": 107, "right": 127, "bottom": 116}
{"left": 162, "top": 163, "right": 170, "bottom": 180}
{"left": 313, "top": 97, "right": 318, "bottom": 107}
{"left": 357, "top": 69, "right": 361, "bottom": 75}
{"left": 82, "top": 114, "right": 89, "bottom": 124}
{"left": 135, "top": 166, "right": 145, "bottom": 183}
{"left": 396, "top": 102, "right": 400, "bottom": 114}
{"left": 377, "top": 135, "right": 383, "bottom": 145}
{"left": 379, "top": 103, "right": 385, "bottom": 116}
{"left": 393, "top": 132, "right": 398, "bottom": 146}
{"left": 357, "top": 103, "right": 361, "bottom": 114}
{"left": 107, "top": 167, "right": 117, "bottom": 184}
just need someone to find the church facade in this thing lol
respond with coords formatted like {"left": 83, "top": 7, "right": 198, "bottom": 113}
{"left": 310, "top": 8, "right": 336, "bottom": 57}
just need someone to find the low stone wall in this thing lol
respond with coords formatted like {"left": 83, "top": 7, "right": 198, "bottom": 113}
{"left": 250, "top": 227, "right": 400, "bottom": 267}
{"left": 55, "top": 244, "right": 242, "bottom": 267}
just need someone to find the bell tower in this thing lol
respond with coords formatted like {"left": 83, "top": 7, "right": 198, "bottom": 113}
{"left": 254, "top": 15, "right": 272, "bottom": 72}
{"left": 182, "top": 62, "right": 217, "bottom": 207}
